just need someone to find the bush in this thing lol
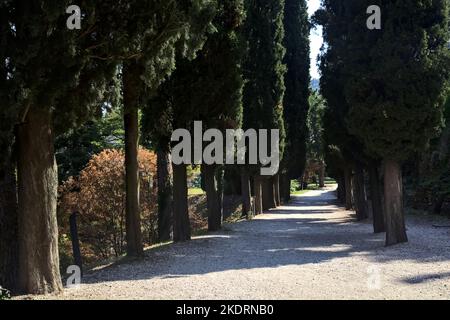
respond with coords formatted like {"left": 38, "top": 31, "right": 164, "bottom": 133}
{"left": 58, "top": 149, "right": 157, "bottom": 265}
{"left": 0, "top": 286, "right": 11, "bottom": 300}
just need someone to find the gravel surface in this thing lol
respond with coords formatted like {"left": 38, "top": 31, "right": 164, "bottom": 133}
{"left": 36, "top": 188, "right": 450, "bottom": 300}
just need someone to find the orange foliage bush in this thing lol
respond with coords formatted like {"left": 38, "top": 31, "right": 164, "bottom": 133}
{"left": 58, "top": 149, "right": 157, "bottom": 263}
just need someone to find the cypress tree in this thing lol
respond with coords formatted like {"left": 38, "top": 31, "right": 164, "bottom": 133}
{"left": 116, "top": 0, "right": 216, "bottom": 256}
{"left": 315, "top": 1, "right": 373, "bottom": 222}
{"left": 242, "top": 0, "right": 286, "bottom": 214}
{"left": 0, "top": 1, "right": 18, "bottom": 292}
{"left": 143, "top": 0, "right": 244, "bottom": 235}
{"left": 315, "top": 0, "right": 358, "bottom": 211}
{"left": 281, "top": 0, "right": 311, "bottom": 203}
{"left": 1, "top": 0, "right": 216, "bottom": 293}
{"left": 194, "top": 0, "right": 245, "bottom": 231}
{"left": 2, "top": 0, "right": 120, "bottom": 294}
{"left": 344, "top": 0, "right": 450, "bottom": 245}
{"left": 139, "top": 3, "right": 218, "bottom": 241}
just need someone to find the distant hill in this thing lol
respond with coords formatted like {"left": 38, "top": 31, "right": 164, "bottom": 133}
{"left": 311, "top": 78, "right": 320, "bottom": 91}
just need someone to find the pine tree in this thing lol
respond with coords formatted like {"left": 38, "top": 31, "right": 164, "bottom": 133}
{"left": 344, "top": 0, "right": 450, "bottom": 245}
{"left": 242, "top": 0, "right": 286, "bottom": 214}
{"left": 280, "top": 0, "right": 310, "bottom": 203}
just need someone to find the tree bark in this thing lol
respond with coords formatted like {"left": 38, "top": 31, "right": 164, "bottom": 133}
{"left": 254, "top": 175, "right": 263, "bottom": 215}
{"left": 240, "top": 169, "right": 252, "bottom": 218}
{"left": 157, "top": 148, "right": 173, "bottom": 242}
{"left": 432, "top": 194, "right": 446, "bottom": 215}
{"left": 262, "top": 177, "right": 276, "bottom": 210}
{"left": 353, "top": 162, "right": 368, "bottom": 221}
{"left": 273, "top": 174, "right": 281, "bottom": 207}
{"left": 344, "top": 166, "right": 353, "bottom": 210}
{"left": 203, "top": 165, "right": 222, "bottom": 231}
{"left": 319, "top": 161, "right": 325, "bottom": 188}
{"left": 123, "top": 62, "right": 143, "bottom": 257}
{"left": 384, "top": 159, "right": 408, "bottom": 246}
{"left": 172, "top": 163, "right": 191, "bottom": 242}
{"left": 216, "top": 167, "right": 224, "bottom": 221}
{"left": 280, "top": 173, "right": 291, "bottom": 204}
{"left": 16, "top": 108, "right": 62, "bottom": 294}
{"left": 0, "top": 149, "right": 18, "bottom": 293}
{"left": 336, "top": 174, "right": 345, "bottom": 204}
{"left": 368, "top": 161, "right": 385, "bottom": 233}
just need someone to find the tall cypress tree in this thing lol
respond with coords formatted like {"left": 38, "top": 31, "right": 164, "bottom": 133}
{"left": 194, "top": 0, "right": 245, "bottom": 231}
{"left": 140, "top": 1, "right": 219, "bottom": 242}
{"left": 1, "top": 0, "right": 216, "bottom": 294}
{"left": 143, "top": 0, "right": 243, "bottom": 236}
{"left": 2, "top": 0, "right": 119, "bottom": 294}
{"left": 314, "top": 0, "right": 358, "bottom": 212}
{"left": 344, "top": 0, "right": 450, "bottom": 245}
{"left": 116, "top": 0, "right": 216, "bottom": 256}
{"left": 0, "top": 0, "right": 18, "bottom": 292}
{"left": 242, "top": 0, "right": 286, "bottom": 214}
{"left": 280, "top": 0, "right": 310, "bottom": 203}
{"left": 316, "top": 0, "right": 378, "bottom": 227}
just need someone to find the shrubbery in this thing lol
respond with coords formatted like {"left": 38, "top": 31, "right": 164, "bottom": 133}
{"left": 0, "top": 286, "right": 10, "bottom": 300}
{"left": 58, "top": 149, "right": 158, "bottom": 266}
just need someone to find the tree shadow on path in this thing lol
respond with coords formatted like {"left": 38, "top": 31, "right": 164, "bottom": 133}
{"left": 82, "top": 188, "right": 450, "bottom": 284}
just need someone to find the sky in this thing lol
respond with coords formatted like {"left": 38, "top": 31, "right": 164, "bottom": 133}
{"left": 308, "top": 0, "right": 323, "bottom": 79}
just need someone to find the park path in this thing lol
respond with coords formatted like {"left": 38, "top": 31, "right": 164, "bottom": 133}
{"left": 44, "top": 187, "right": 450, "bottom": 300}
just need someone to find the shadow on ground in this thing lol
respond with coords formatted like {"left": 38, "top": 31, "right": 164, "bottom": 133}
{"left": 81, "top": 188, "right": 450, "bottom": 285}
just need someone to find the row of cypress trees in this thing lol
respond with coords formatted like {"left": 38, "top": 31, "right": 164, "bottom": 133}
{"left": 0, "top": 0, "right": 311, "bottom": 295}
{"left": 316, "top": 0, "right": 450, "bottom": 246}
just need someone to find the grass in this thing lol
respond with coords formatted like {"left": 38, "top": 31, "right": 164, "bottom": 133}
{"left": 188, "top": 188, "right": 205, "bottom": 196}
{"left": 291, "top": 190, "right": 310, "bottom": 196}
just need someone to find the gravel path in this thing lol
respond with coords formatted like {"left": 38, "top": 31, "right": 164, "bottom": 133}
{"left": 42, "top": 188, "right": 450, "bottom": 300}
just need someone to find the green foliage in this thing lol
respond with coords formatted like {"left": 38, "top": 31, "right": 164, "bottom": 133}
{"left": 307, "top": 91, "right": 326, "bottom": 162}
{"left": 0, "top": 286, "right": 10, "bottom": 300}
{"left": 55, "top": 107, "right": 125, "bottom": 181}
{"left": 242, "top": 0, "right": 287, "bottom": 164}
{"left": 315, "top": 1, "right": 380, "bottom": 173}
{"left": 282, "top": 0, "right": 310, "bottom": 179}
{"left": 143, "top": 0, "right": 244, "bottom": 150}
{"left": 314, "top": 1, "right": 361, "bottom": 160}
{"left": 344, "top": 0, "right": 450, "bottom": 161}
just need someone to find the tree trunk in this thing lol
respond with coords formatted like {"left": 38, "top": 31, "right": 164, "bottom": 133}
{"left": 384, "top": 159, "right": 408, "bottom": 246}
{"left": 123, "top": 62, "right": 143, "bottom": 257}
{"left": 240, "top": 169, "right": 252, "bottom": 218}
{"left": 368, "top": 161, "right": 385, "bottom": 233}
{"left": 319, "top": 161, "right": 325, "bottom": 188}
{"left": 354, "top": 162, "right": 368, "bottom": 221}
{"left": 280, "top": 173, "right": 291, "bottom": 204}
{"left": 254, "top": 175, "right": 263, "bottom": 215}
{"left": 336, "top": 174, "right": 345, "bottom": 204}
{"left": 432, "top": 194, "right": 446, "bottom": 215}
{"left": 273, "top": 174, "right": 281, "bottom": 207}
{"left": 262, "top": 177, "right": 276, "bottom": 210}
{"left": 16, "top": 108, "right": 62, "bottom": 294}
{"left": 203, "top": 165, "right": 222, "bottom": 231}
{"left": 344, "top": 166, "right": 353, "bottom": 210}
{"left": 216, "top": 167, "right": 224, "bottom": 221}
{"left": 0, "top": 149, "right": 18, "bottom": 293}
{"left": 157, "top": 148, "right": 173, "bottom": 242}
{"left": 172, "top": 163, "right": 191, "bottom": 242}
